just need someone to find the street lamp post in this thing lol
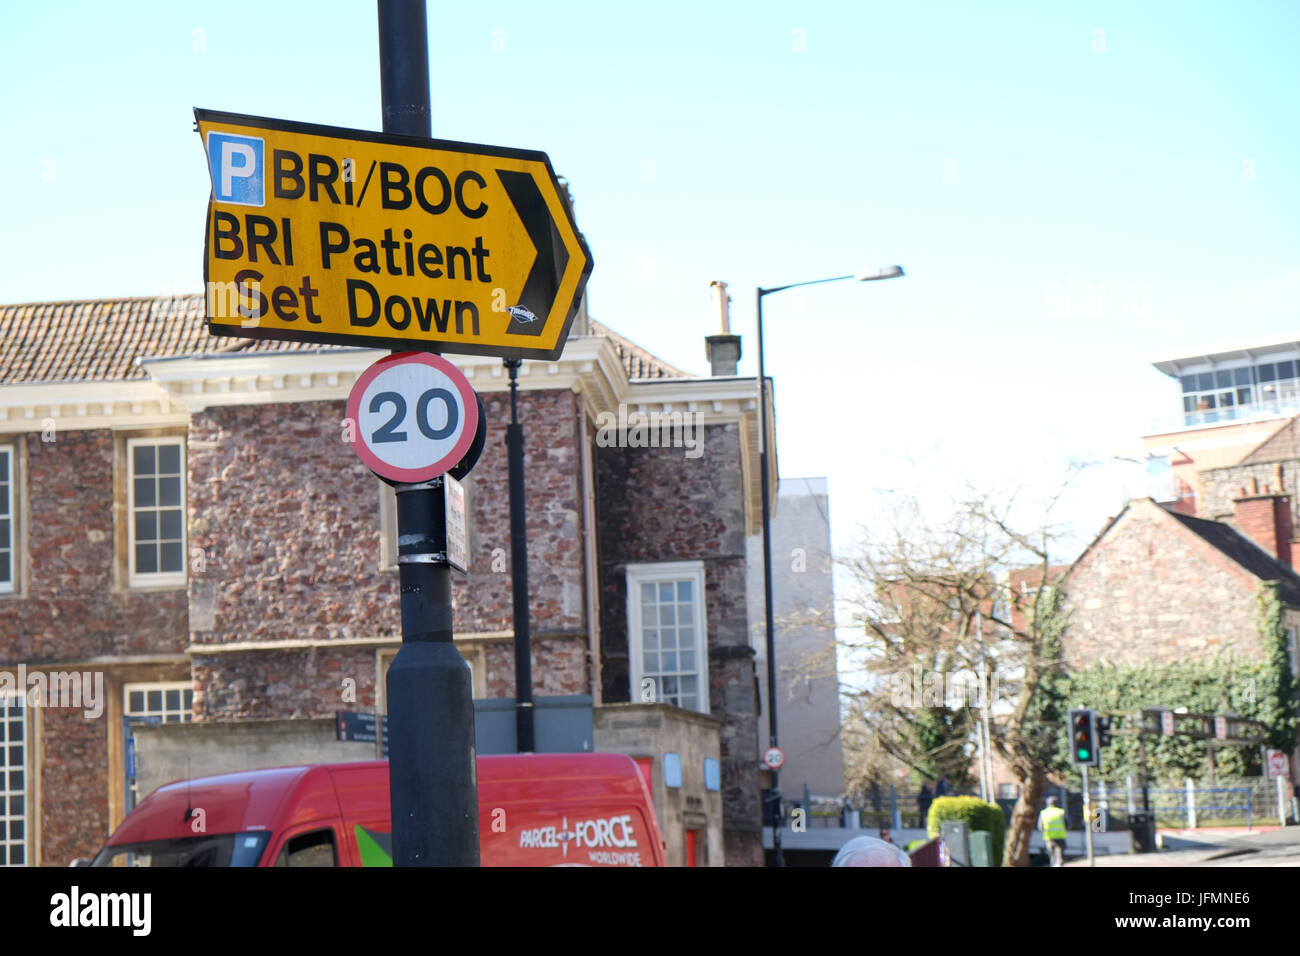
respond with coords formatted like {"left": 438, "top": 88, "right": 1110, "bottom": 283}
{"left": 756, "top": 264, "right": 904, "bottom": 867}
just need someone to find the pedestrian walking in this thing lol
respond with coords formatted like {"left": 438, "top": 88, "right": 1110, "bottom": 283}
{"left": 1038, "top": 796, "right": 1067, "bottom": 867}
{"left": 918, "top": 781, "right": 934, "bottom": 827}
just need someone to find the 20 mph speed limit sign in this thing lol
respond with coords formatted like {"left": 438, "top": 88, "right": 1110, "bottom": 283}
{"left": 346, "top": 351, "right": 479, "bottom": 483}
{"left": 762, "top": 747, "right": 786, "bottom": 771}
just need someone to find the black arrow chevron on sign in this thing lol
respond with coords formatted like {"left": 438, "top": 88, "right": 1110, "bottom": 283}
{"left": 496, "top": 169, "right": 570, "bottom": 337}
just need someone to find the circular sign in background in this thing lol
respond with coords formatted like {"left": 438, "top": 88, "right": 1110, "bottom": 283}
{"left": 346, "top": 351, "right": 480, "bottom": 484}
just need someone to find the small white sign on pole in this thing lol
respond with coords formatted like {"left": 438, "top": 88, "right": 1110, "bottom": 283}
{"left": 1266, "top": 749, "right": 1289, "bottom": 780}
{"left": 444, "top": 475, "right": 468, "bottom": 573}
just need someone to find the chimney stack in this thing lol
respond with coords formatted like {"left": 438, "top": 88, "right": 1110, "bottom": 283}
{"left": 705, "top": 280, "right": 742, "bottom": 376}
{"left": 710, "top": 280, "right": 730, "bottom": 335}
{"left": 1231, "top": 467, "right": 1293, "bottom": 567}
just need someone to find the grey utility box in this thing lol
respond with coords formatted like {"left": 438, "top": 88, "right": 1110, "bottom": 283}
{"left": 941, "top": 820, "right": 971, "bottom": 867}
{"left": 474, "top": 695, "right": 594, "bottom": 755}
{"left": 969, "top": 830, "right": 993, "bottom": 867}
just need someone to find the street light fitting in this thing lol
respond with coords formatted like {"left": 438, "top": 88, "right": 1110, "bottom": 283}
{"left": 855, "top": 264, "right": 905, "bottom": 282}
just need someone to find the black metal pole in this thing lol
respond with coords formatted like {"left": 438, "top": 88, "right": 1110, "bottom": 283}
{"left": 379, "top": 0, "right": 479, "bottom": 867}
{"left": 1139, "top": 730, "right": 1150, "bottom": 812}
{"left": 505, "top": 359, "right": 535, "bottom": 752}
{"left": 377, "top": 0, "right": 431, "bottom": 138}
{"left": 756, "top": 287, "right": 782, "bottom": 867}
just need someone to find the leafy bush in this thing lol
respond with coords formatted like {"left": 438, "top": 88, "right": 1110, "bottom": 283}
{"left": 926, "top": 795, "right": 1005, "bottom": 865}
{"left": 1056, "top": 583, "right": 1297, "bottom": 784}
{"left": 1062, "top": 660, "right": 1260, "bottom": 780}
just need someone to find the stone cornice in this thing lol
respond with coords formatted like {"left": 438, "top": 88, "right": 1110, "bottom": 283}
{"left": 0, "top": 380, "right": 186, "bottom": 434}
{"left": 184, "top": 629, "right": 584, "bottom": 655}
{"left": 136, "top": 337, "right": 637, "bottom": 414}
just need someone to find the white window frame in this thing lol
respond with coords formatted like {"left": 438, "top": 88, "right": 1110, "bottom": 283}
{"left": 626, "top": 561, "right": 709, "bottom": 715}
{"left": 0, "top": 444, "right": 15, "bottom": 594}
{"left": 1286, "top": 628, "right": 1299, "bottom": 682}
{"left": 126, "top": 437, "right": 187, "bottom": 588}
{"left": 124, "top": 682, "right": 195, "bottom": 724}
{"left": 0, "top": 693, "right": 31, "bottom": 867}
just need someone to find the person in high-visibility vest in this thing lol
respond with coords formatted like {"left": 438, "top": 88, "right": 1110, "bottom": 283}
{"left": 1038, "top": 796, "right": 1067, "bottom": 867}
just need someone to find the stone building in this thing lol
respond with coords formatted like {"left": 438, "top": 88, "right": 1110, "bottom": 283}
{"left": 983, "top": 496, "right": 1300, "bottom": 798}
{"left": 1145, "top": 334, "right": 1300, "bottom": 517}
{"left": 1038, "top": 497, "right": 1299, "bottom": 791}
{"left": 1059, "top": 497, "right": 1300, "bottom": 670}
{"left": 0, "top": 291, "right": 776, "bottom": 866}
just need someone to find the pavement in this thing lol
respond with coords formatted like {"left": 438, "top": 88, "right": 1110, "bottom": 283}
{"left": 1064, "top": 825, "right": 1300, "bottom": 867}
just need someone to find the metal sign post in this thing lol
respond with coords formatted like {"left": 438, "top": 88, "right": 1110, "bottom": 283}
{"left": 376, "top": 2, "right": 476, "bottom": 866}
{"left": 194, "top": 0, "right": 591, "bottom": 869}
{"left": 504, "top": 359, "right": 534, "bottom": 753}
{"left": 1081, "top": 765, "right": 1094, "bottom": 867}
{"left": 345, "top": 347, "right": 486, "bottom": 866}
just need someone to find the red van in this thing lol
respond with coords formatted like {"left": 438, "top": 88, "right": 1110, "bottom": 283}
{"left": 91, "top": 753, "right": 665, "bottom": 867}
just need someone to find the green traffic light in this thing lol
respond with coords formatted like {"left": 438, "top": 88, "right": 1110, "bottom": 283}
{"left": 1077, "top": 748, "right": 1090, "bottom": 760}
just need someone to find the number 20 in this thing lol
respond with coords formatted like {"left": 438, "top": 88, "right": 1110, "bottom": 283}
{"left": 369, "top": 388, "right": 458, "bottom": 443}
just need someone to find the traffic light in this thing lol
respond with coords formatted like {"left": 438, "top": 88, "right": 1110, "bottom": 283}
{"left": 1069, "top": 708, "right": 1100, "bottom": 767}
{"left": 1095, "top": 714, "right": 1113, "bottom": 748}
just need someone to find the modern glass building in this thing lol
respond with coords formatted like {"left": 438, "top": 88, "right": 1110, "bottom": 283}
{"left": 1154, "top": 335, "right": 1300, "bottom": 428}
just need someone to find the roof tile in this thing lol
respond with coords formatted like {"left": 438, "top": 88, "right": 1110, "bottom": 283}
{"left": 0, "top": 295, "right": 692, "bottom": 384}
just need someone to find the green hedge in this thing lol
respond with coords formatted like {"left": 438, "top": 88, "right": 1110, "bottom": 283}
{"left": 926, "top": 796, "right": 1004, "bottom": 865}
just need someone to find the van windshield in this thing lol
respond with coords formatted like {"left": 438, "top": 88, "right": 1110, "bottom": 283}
{"left": 91, "top": 831, "right": 271, "bottom": 867}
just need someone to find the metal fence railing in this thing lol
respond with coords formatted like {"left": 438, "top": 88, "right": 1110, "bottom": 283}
{"left": 1049, "top": 775, "right": 1286, "bottom": 831}
{"left": 794, "top": 786, "right": 980, "bottom": 830}
{"left": 801, "top": 775, "right": 1291, "bottom": 832}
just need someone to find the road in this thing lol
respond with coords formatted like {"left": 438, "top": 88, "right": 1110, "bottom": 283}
{"left": 1066, "top": 826, "right": 1300, "bottom": 867}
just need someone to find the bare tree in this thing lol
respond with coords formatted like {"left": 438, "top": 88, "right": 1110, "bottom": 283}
{"left": 837, "top": 480, "right": 1073, "bottom": 865}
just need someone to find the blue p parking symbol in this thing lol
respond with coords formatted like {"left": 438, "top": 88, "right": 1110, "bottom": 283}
{"left": 207, "top": 131, "right": 264, "bottom": 206}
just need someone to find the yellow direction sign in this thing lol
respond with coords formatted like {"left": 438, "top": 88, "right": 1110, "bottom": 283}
{"left": 195, "top": 109, "right": 592, "bottom": 361}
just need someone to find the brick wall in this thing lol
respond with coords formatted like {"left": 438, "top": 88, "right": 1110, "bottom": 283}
{"left": 1061, "top": 500, "right": 1267, "bottom": 667}
{"left": 1, "top": 430, "right": 187, "bottom": 660}
{"left": 1232, "top": 494, "right": 1292, "bottom": 566}
{"left": 38, "top": 706, "right": 111, "bottom": 866}
{"left": 187, "top": 400, "right": 401, "bottom": 648}
{"left": 1202, "top": 460, "right": 1297, "bottom": 522}
{"left": 483, "top": 637, "right": 587, "bottom": 698}
{"left": 594, "top": 421, "right": 761, "bottom": 864}
{"left": 192, "top": 646, "right": 377, "bottom": 720}
{"left": 188, "top": 390, "right": 589, "bottom": 719}
{"left": 471, "top": 389, "right": 587, "bottom": 639}
{"left": 1, "top": 429, "right": 188, "bottom": 864}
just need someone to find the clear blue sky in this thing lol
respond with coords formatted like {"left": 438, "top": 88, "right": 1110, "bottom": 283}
{"left": 3, "top": 1, "right": 1299, "bottom": 556}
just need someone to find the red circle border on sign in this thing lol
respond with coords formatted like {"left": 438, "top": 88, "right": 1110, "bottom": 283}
{"left": 346, "top": 351, "right": 480, "bottom": 484}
